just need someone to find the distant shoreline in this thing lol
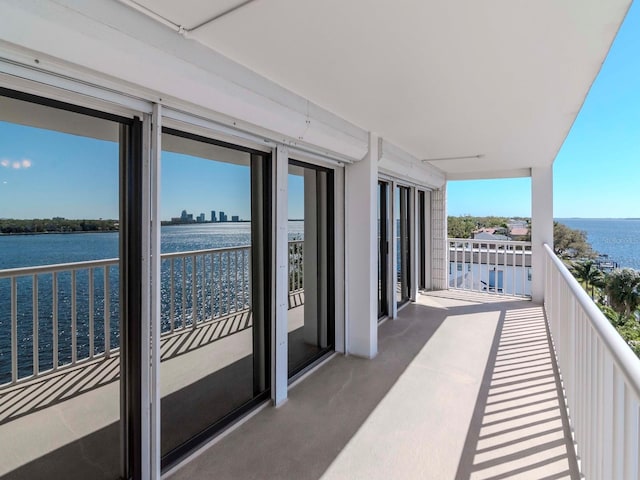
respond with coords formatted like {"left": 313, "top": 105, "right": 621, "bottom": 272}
{"left": 0, "top": 230, "right": 117, "bottom": 237}
{"left": 556, "top": 217, "right": 640, "bottom": 221}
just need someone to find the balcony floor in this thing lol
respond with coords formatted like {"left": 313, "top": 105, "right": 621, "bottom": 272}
{"left": 169, "top": 291, "right": 579, "bottom": 480}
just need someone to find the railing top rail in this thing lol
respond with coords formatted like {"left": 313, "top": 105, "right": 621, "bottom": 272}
{"left": 544, "top": 243, "right": 640, "bottom": 399}
{"left": 448, "top": 238, "right": 532, "bottom": 246}
{"left": 0, "top": 257, "right": 119, "bottom": 278}
{"left": 1, "top": 241, "right": 304, "bottom": 277}
{"left": 159, "top": 244, "right": 251, "bottom": 260}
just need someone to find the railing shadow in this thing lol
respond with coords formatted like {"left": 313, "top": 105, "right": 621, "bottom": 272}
{"left": 0, "top": 309, "right": 253, "bottom": 425}
{"left": 454, "top": 305, "right": 580, "bottom": 480}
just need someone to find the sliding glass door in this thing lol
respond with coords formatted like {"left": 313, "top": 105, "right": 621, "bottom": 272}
{"left": 418, "top": 190, "right": 427, "bottom": 290}
{"left": 287, "top": 160, "right": 334, "bottom": 377}
{"left": 378, "top": 181, "right": 390, "bottom": 318}
{"left": 0, "top": 91, "right": 137, "bottom": 479}
{"left": 159, "top": 129, "right": 270, "bottom": 466}
{"left": 396, "top": 185, "right": 411, "bottom": 306}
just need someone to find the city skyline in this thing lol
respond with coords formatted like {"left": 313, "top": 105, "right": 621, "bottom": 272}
{"left": 166, "top": 208, "right": 244, "bottom": 224}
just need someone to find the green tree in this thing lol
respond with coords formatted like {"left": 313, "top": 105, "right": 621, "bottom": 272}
{"left": 570, "top": 260, "right": 605, "bottom": 300}
{"left": 447, "top": 216, "right": 477, "bottom": 239}
{"left": 606, "top": 268, "right": 640, "bottom": 318}
{"left": 553, "top": 222, "right": 595, "bottom": 259}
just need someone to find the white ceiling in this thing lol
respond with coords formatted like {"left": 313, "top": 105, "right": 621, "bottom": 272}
{"left": 122, "top": 1, "right": 631, "bottom": 176}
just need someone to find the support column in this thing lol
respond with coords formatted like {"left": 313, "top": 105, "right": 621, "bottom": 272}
{"left": 345, "top": 133, "right": 378, "bottom": 358}
{"left": 531, "top": 165, "right": 553, "bottom": 303}
{"left": 272, "top": 146, "right": 288, "bottom": 406}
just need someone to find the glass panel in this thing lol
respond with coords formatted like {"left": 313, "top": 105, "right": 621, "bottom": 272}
{"left": 396, "top": 185, "right": 411, "bottom": 305}
{"left": 159, "top": 131, "right": 267, "bottom": 459}
{"left": 0, "top": 95, "right": 122, "bottom": 478}
{"left": 287, "top": 161, "right": 333, "bottom": 376}
{"left": 378, "top": 181, "right": 388, "bottom": 318}
{"left": 418, "top": 190, "right": 426, "bottom": 289}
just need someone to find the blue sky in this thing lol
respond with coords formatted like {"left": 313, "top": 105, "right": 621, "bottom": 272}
{"left": 1, "top": 2, "right": 637, "bottom": 220}
{"left": 448, "top": 1, "right": 640, "bottom": 218}
{"left": 0, "top": 121, "right": 306, "bottom": 220}
{"left": 0, "top": 121, "right": 120, "bottom": 219}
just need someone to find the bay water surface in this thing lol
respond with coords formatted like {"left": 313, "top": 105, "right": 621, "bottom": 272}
{"left": 0, "top": 222, "right": 304, "bottom": 383}
{"left": 556, "top": 218, "right": 640, "bottom": 270}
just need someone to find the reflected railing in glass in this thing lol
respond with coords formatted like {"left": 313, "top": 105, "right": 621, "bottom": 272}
{"left": 0, "top": 241, "right": 304, "bottom": 386}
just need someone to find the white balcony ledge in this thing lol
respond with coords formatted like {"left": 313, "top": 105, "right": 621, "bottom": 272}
{"left": 168, "top": 291, "right": 578, "bottom": 480}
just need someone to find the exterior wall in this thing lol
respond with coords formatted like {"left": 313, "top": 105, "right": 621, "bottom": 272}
{"left": 0, "top": 8, "right": 450, "bottom": 476}
{"left": 431, "top": 186, "right": 448, "bottom": 290}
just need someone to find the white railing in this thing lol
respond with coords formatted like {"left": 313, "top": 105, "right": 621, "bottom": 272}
{"left": 0, "top": 258, "right": 119, "bottom": 384}
{"left": 288, "top": 240, "right": 304, "bottom": 293}
{"left": 448, "top": 238, "right": 532, "bottom": 297}
{"left": 160, "top": 246, "right": 251, "bottom": 334}
{"left": 287, "top": 240, "right": 304, "bottom": 309}
{"left": 544, "top": 243, "right": 640, "bottom": 479}
{"left": 1, "top": 241, "right": 304, "bottom": 387}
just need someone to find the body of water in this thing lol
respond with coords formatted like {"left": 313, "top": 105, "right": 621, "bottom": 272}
{"left": 556, "top": 218, "right": 640, "bottom": 270}
{"left": 0, "top": 222, "right": 305, "bottom": 384}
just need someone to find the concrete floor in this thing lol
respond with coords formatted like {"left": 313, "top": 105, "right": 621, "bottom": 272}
{"left": 169, "top": 291, "right": 579, "bottom": 480}
{"left": 0, "top": 306, "right": 312, "bottom": 479}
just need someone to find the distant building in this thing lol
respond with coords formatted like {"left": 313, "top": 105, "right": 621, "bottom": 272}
{"left": 473, "top": 231, "right": 511, "bottom": 241}
{"left": 231, "top": 215, "right": 239, "bottom": 222}
{"left": 211, "top": 210, "right": 217, "bottom": 222}
{"left": 197, "top": 213, "right": 205, "bottom": 223}
{"left": 219, "top": 211, "right": 227, "bottom": 222}
{"left": 473, "top": 227, "right": 497, "bottom": 236}
{"left": 181, "top": 210, "right": 188, "bottom": 221}
{"left": 509, "top": 226, "right": 530, "bottom": 241}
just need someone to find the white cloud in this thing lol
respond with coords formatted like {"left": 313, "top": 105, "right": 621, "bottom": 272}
{"left": 1, "top": 158, "right": 32, "bottom": 169}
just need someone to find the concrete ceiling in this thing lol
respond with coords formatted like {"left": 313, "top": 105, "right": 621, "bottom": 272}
{"left": 130, "top": 1, "right": 630, "bottom": 177}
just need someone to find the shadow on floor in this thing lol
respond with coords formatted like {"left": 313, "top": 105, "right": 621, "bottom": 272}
{"left": 0, "top": 311, "right": 252, "bottom": 426}
{"left": 454, "top": 305, "right": 580, "bottom": 480}
{"left": 0, "top": 323, "right": 318, "bottom": 479}
{"left": 0, "top": 423, "right": 120, "bottom": 480}
{"left": 170, "top": 298, "right": 525, "bottom": 480}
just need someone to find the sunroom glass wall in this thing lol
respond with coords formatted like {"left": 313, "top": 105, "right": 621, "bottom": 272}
{"left": 159, "top": 130, "right": 269, "bottom": 464}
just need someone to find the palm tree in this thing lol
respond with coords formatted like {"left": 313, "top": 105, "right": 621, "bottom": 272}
{"left": 571, "top": 260, "right": 605, "bottom": 300}
{"left": 606, "top": 268, "right": 640, "bottom": 319}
